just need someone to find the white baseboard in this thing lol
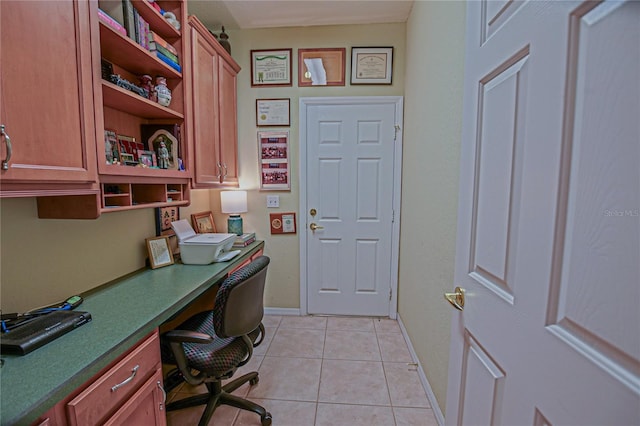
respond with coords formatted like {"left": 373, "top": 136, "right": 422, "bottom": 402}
{"left": 264, "top": 307, "right": 301, "bottom": 316}
{"left": 397, "top": 314, "right": 445, "bottom": 426}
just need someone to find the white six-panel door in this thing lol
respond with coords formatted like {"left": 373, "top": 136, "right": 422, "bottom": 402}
{"left": 300, "top": 97, "right": 403, "bottom": 317}
{"left": 446, "top": 1, "right": 639, "bottom": 424}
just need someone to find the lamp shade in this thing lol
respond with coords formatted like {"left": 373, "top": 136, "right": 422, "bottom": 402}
{"left": 221, "top": 190, "right": 248, "bottom": 214}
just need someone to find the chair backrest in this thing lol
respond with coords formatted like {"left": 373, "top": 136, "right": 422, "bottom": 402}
{"left": 213, "top": 255, "right": 270, "bottom": 338}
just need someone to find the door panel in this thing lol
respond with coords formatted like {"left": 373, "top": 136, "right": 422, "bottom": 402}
{"left": 446, "top": 1, "right": 639, "bottom": 424}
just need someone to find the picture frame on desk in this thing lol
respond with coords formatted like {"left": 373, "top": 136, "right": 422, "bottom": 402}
{"left": 191, "top": 211, "right": 217, "bottom": 233}
{"left": 146, "top": 236, "right": 174, "bottom": 269}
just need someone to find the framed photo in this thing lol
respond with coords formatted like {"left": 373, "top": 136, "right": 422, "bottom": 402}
{"left": 191, "top": 211, "right": 217, "bottom": 233}
{"left": 251, "top": 49, "right": 292, "bottom": 87}
{"left": 119, "top": 152, "right": 136, "bottom": 166}
{"left": 137, "top": 149, "right": 157, "bottom": 167}
{"left": 146, "top": 236, "right": 174, "bottom": 269}
{"left": 350, "top": 47, "right": 394, "bottom": 85}
{"left": 298, "top": 48, "right": 346, "bottom": 86}
{"left": 258, "top": 130, "right": 290, "bottom": 191}
{"left": 117, "top": 134, "right": 144, "bottom": 161}
{"left": 256, "top": 98, "right": 290, "bottom": 127}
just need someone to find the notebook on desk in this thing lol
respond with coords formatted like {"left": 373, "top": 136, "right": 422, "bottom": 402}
{"left": 1, "top": 310, "right": 92, "bottom": 355}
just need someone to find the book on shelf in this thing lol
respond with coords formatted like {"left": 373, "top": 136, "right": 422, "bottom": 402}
{"left": 156, "top": 51, "right": 182, "bottom": 73}
{"left": 98, "top": 8, "right": 127, "bottom": 37}
{"left": 148, "top": 31, "right": 179, "bottom": 56}
{"left": 136, "top": 13, "right": 150, "bottom": 50}
{"left": 150, "top": 43, "right": 180, "bottom": 64}
{"left": 98, "top": 0, "right": 124, "bottom": 25}
{"left": 122, "top": 0, "right": 137, "bottom": 40}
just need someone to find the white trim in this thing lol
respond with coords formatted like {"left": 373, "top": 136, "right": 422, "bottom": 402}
{"left": 299, "top": 96, "right": 403, "bottom": 318}
{"left": 397, "top": 314, "right": 445, "bottom": 426}
{"left": 264, "top": 307, "right": 301, "bottom": 316}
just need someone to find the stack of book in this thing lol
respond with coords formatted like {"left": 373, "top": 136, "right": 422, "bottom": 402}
{"left": 148, "top": 31, "right": 181, "bottom": 72}
{"left": 233, "top": 233, "right": 256, "bottom": 248}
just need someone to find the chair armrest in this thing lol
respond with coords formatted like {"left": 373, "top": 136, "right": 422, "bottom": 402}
{"left": 165, "top": 329, "right": 213, "bottom": 344}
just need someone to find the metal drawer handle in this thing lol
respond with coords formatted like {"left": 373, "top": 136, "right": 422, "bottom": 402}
{"left": 157, "top": 380, "right": 166, "bottom": 410}
{"left": 1, "top": 124, "right": 12, "bottom": 171}
{"left": 111, "top": 365, "right": 139, "bottom": 392}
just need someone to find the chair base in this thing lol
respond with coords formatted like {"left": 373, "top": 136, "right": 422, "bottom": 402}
{"left": 166, "top": 371, "right": 272, "bottom": 426}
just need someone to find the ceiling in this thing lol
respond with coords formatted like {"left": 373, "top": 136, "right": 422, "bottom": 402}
{"left": 187, "top": 0, "right": 414, "bottom": 31}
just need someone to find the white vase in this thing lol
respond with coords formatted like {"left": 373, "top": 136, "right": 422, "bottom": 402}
{"left": 154, "top": 77, "right": 171, "bottom": 107}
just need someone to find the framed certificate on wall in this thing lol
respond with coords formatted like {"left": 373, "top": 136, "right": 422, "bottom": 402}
{"left": 350, "top": 47, "right": 393, "bottom": 85}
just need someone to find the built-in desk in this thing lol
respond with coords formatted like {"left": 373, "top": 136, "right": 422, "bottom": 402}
{"left": 0, "top": 241, "right": 264, "bottom": 425}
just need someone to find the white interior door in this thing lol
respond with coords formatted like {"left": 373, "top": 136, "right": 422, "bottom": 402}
{"left": 446, "top": 1, "right": 639, "bottom": 424}
{"left": 300, "top": 97, "right": 403, "bottom": 317}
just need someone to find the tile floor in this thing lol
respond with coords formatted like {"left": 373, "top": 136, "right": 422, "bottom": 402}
{"left": 166, "top": 315, "right": 439, "bottom": 426}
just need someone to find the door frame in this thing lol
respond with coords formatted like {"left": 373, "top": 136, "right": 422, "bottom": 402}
{"left": 299, "top": 96, "right": 404, "bottom": 318}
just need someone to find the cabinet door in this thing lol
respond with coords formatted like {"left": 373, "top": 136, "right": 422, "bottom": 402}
{"left": 189, "top": 19, "right": 222, "bottom": 186}
{"left": 188, "top": 16, "right": 240, "bottom": 188}
{"left": 0, "top": 1, "right": 98, "bottom": 194}
{"left": 217, "top": 57, "right": 239, "bottom": 186}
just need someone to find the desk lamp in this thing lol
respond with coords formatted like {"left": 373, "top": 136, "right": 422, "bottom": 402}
{"left": 221, "top": 190, "right": 247, "bottom": 235}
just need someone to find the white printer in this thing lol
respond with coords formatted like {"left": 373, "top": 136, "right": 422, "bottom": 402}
{"left": 170, "top": 219, "right": 240, "bottom": 265}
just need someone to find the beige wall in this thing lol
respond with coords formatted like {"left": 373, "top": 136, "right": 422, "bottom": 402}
{"left": 398, "top": 0, "right": 466, "bottom": 411}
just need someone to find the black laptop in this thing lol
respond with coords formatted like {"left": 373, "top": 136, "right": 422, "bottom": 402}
{"left": 1, "top": 310, "right": 92, "bottom": 355}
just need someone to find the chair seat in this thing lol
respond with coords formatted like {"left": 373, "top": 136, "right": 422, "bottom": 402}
{"left": 163, "top": 310, "right": 261, "bottom": 376}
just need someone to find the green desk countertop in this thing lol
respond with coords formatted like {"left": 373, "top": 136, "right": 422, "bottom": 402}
{"left": 0, "top": 241, "right": 264, "bottom": 426}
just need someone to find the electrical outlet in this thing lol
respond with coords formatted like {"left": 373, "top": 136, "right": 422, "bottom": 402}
{"left": 266, "top": 195, "right": 279, "bottom": 208}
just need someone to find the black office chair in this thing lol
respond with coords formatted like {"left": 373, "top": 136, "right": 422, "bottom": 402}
{"left": 162, "top": 255, "right": 272, "bottom": 426}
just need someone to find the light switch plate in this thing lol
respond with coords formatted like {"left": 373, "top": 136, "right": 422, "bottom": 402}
{"left": 267, "top": 195, "right": 279, "bottom": 208}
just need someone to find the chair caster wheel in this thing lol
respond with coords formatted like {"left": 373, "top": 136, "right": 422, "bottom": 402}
{"left": 250, "top": 376, "right": 259, "bottom": 385}
{"left": 261, "top": 412, "right": 272, "bottom": 426}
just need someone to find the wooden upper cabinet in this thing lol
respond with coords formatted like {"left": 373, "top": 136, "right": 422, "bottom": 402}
{"left": 187, "top": 16, "right": 240, "bottom": 188}
{"left": 0, "top": 1, "right": 100, "bottom": 196}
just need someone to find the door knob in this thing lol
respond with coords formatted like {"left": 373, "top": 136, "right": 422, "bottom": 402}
{"left": 309, "top": 223, "right": 324, "bottom": 231}
{"left": 444, "top": 287, "right": 465, "bottom": 311}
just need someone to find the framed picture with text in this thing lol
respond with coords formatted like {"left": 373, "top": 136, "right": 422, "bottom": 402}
{"left": 350, "top": 47, "right": 393, "bottom": 85}
{"left": 251, "top": 49, "right": 292, "bottom": 87}
{"left": 256, "top": 98, "right": 290, "bottom": 126}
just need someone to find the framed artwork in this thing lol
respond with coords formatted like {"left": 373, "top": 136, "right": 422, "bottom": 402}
{"left": 191, "top": 211, "right": 217, "bottom": 233}
{"left": 251, "top": 49, "right": 292, "bottom": 87}
{"left": 256, "top": 98, "right": 290, "bottom": 126}
{"left": 258, "top": 130, "right": 290, "bottom": 191}
{"left": 119, "top": 153, "right": 136, "bottom": 166}
{"left": 270, "top": 212, "right": 297, "bottom": 234}
{"left": 350, "top": 47, "right": 394, "bottom": 85}
{"left": 117, "top": 134, "right": 144, "bottom": 161}
{"left": 298, "top": 48, "right": 346, "bottom": 86}
{"left": 146, "top": 236, "right": 174, "bottom": 269}
{"left": 155, "top": 206, "right": 180, "bottom": 256}
{"left": 137, "top": 149, "right": 157, "bottom": 167}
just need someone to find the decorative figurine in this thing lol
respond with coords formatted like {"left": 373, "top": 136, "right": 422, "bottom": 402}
{"left": 157, "top": 141, "right": 170, "bottom": 169}
{"left": 154, "top": 76, "right": 171, "bottom": 107}
{"left": 219, "top": 26, "right": 231, "bottom": 55}
{"left": 139, "top": 74, "right": 155, "bottom": 101}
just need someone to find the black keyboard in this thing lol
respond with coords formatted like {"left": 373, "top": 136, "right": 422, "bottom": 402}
{"left": 1, "top": 311, "right": 91, "bottom": 355}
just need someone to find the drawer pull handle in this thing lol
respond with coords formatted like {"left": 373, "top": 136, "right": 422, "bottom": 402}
{"left": 157, "top": 380, "right": 166, "bottom": 410}
{"left": 111, "top": 365, "right": 139, "bottom": 392}
{"left": 1, "top": 124, "right": 12, "bottom": 171}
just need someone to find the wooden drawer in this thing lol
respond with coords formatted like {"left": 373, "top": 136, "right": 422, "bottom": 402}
{"left": 104, "top": 369, "right": 166, "bottom": 426}
{"left": 66, "top": 332, "right": 161, "bottom": 425}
